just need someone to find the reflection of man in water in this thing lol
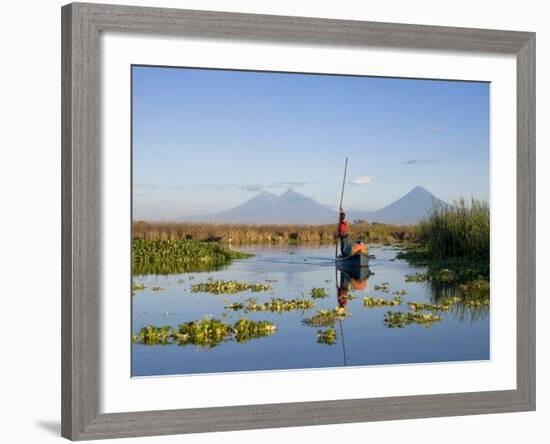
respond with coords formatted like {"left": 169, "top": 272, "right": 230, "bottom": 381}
{"left": 337, "top": 270, "right": 369, "bottom": 307}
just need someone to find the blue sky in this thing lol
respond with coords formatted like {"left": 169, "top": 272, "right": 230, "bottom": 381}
{"left": 132, "top": 66, "right": 490, "bottom": 220}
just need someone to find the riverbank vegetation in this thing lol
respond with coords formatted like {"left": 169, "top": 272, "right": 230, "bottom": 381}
{"left": 132, "top": 239, "right": 252, "bottom": 275}
{"left": 133, "top": 221, "right": 417, "bottom": 245}
{"left": 397, "top": 198, "right": 490, "bottom": 293}
{"left": 418, "top": 198, "right": 489, "bottom": 260}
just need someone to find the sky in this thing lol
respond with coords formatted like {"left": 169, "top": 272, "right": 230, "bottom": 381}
{"left": 132, "top": 65, "right": 490, "bottom": 220}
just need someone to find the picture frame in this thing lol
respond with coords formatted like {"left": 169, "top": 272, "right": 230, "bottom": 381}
{"left": 61, "top": 2, "right": 536, "bottom": 440}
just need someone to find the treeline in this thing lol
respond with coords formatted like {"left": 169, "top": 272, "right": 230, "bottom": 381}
{"left": 132, "top": 221, "right": 418, "bottom": 245}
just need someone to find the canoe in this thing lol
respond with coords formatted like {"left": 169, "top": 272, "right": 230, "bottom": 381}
{"left": 340, "top": 265, "right": 373, "bottom": 284}
{"left": 335, "top": 252, "right": 370, "bottom": 270}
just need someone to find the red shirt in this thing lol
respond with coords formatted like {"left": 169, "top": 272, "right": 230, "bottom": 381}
{"left": 338, "top": 219, "right": 349, "bottom": 236}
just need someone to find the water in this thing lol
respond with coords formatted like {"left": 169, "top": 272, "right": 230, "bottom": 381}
{"left": 132, "top": 245, "right": 489, "bottom": 377}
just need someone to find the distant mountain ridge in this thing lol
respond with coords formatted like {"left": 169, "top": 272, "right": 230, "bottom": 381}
{"left": 184, "top": 189, "right": 336, "bottom": 224}
{"left": 348, "top": 186, "right": 449, "bottom": 225}
{"left": 181, "top": 186, "right": 448, "bottom": 225}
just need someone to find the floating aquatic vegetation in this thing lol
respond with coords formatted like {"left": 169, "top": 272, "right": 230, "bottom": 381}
{"left": 384, "top": 311, "right": 442, "bottom": 328}
{"left": 408, "top": 297, "right": 462, "bottom": 312}
{"left": 191, "top": 280, "right": 272, "bottom": 295}
{"left": 150, "top": 286, "right": 165, "bottom": 292}
{"left": 226, "top": 297, "right": 315, "bottom": 313}
{"left": 459, "top": 279, "right": 490, "bottom": 292}
{"left": 374, "top": 282, "right": 390, "bottom": 292}
{"left": 398, "top": 246, "right": 489, "bottom": 288}
{"left": 134, "top": 325, "right": 174, "bottom": 345}
{"left": 408, "top": 301, "right": 449, "bottom": 312}
{"left": 225, "top": 302, "right": 245, "bottom": 311}
{"left": 133, "top": 318, "right": 276, "bottom": 347}
{"left": 310, "top": 287, "right": 329, "bottom": 299}
{"left": 405, "top": 273, "right": 428, "bottom": 283}
{"left": 302, "top": 307, "right": 349, "bottom": 327}
{"left": 465, "top": 298, "right": 490, "bottom": 307}
{"left": 231, "top": 319, "right": 277, "bottom": 343}
{"left": 132, "top": 240, "right": 253, "bottom": 275}
{"left": 132, "top": 282, "right": 147, "bottom": 295}
{"left": 363, "top": 296, "right": 402, "bottom": 308}
{"left": 393, "top": 290, "right": 408, "bottom": 296}
{"left": 317, "top": 328, "right": 337, "bottom": 345}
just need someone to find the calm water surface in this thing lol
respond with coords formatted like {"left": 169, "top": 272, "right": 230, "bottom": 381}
{"left": 132, "top": 245, "right": 489, "bottom": 376}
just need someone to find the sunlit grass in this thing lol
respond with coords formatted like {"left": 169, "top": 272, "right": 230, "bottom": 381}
{"left": 132, "top": 239, "right": 252, "bottom": 275}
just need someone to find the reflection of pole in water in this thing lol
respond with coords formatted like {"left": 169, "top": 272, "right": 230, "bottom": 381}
{"left": 338, "top": 318, "right": 348, "bottom": 366}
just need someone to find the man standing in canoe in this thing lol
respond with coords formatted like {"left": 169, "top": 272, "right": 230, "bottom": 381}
{"left": 338, "top": 208, "right": 349, "bottom": 256}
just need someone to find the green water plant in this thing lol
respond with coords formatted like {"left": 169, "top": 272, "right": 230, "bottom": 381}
{"left": 465, "top": 298, "right": 490, "bottom": 307}
{"left": 132, "top": 282, "right": 147, "bottom": 295}
{"left": 133, "top": 318, "right": 276, "bottom": 347}
{"left": 226, "top": 297, "right": 315, "bottom": 313}
{"left": 132, "top": 239, "right": 253, "bottom": 275}
{"left": 459, "top": 279, "right": 490, "bottom": 292}
{"left": 231, "top": 319, "right": 277, "bottom": 343}
{"left": 316, "top": 328, "right": 337, "bottom": 345}
{"left": 374, "top": 282, "right": 390, "bottom": 293}
{"left": 310, "top": 287, "right": 329, "bottom": 299}
{"left": 384, "top": 311, "right": 443, "bottom": 328}
{"left": 405, "top": 273, "right": 427, "bottom": 283}
{"left": 363, "top": 296, "right": 402, "bottom": 308}
{"left": 191, "top": 279, "right": 272, "bottom": 294}
{"left": 302, "top": 307, "right": 349, "bottom": 327}
{"left": 408, "top": 297, "right": 463, "bottom": 312}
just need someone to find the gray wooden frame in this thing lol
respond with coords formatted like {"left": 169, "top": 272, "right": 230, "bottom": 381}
{"left": 61, "top": 2, "right": 536, "bottom": 440}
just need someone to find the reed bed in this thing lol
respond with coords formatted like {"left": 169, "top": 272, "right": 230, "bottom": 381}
{"left": 417, "top": 198, "right": 489, "bottom": 260}
{"left": 132, "top": 221, "right": 417, "bottom": 245}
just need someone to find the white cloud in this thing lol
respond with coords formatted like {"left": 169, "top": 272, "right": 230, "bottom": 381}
{"left": 350, "top": 176, "right": 374, "bottom": 185}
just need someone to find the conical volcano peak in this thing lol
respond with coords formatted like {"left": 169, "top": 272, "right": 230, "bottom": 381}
{"left": 280, "top": 189, "right": 301, "bottom": 198}
{"left": 409, "top": 185, "right": 429, "bottom": 194}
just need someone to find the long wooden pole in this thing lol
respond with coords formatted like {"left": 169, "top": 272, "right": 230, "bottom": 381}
{"left": 335, "top": 157, "right": 348, "bottom": 257}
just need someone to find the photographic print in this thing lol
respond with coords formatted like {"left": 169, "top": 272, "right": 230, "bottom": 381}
{"left": 131, "top": 66, "right": 490, "bottom": 377}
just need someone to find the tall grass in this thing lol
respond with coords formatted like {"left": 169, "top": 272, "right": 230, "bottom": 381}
{"left": 418, "top": 198, "right": 489, "bottom": 259}
{"left": 132, "top": 221, "right": 417, "bottom": 245}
